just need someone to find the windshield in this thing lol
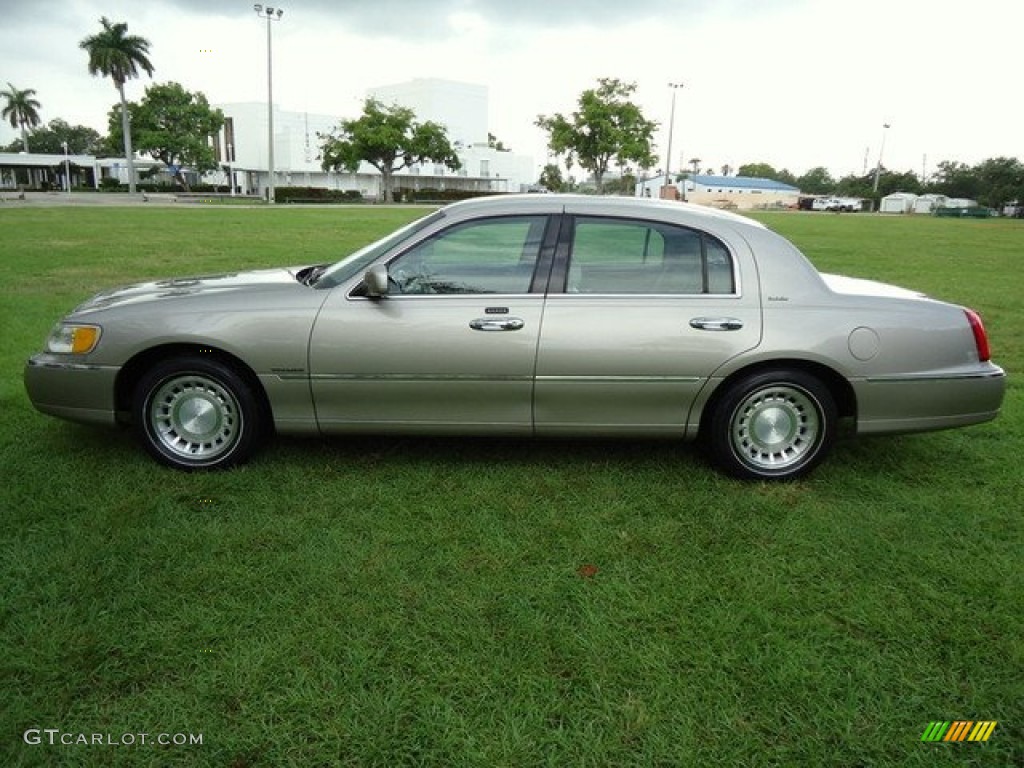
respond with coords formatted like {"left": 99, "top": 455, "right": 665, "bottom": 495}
{"left": 313, "top": 210, "right": 445, "bottom": 289}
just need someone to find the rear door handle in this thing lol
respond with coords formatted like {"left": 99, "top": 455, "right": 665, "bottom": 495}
{"left": 689, "top": 317, "right": 744, "bottom": 331}
{"left": 469, "top": 317, "right": 525, "bottom": 332}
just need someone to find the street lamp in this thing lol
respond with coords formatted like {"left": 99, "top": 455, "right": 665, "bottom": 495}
{"left": 254, "top": 4, "right": 284, "bottom": 204}
{"left": 663, "top": 82, "right": 683, "bottom": 199}
{"left": 61, "top": 141, "right": 71, "bottom": 200}
{"left": 872, "top": 122, "right": 891, "bottom": 195}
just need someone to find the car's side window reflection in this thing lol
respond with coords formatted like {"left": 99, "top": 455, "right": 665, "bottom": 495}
{"left": 388, "top": 215, "right": 547, "bottom": 294}
{"left": 567, "top": 217, "right": 735, "bottom": 294}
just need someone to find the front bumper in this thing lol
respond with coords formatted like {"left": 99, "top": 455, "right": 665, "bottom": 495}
{"left": 24, "top": 355, "right": 120, "bottom": 426}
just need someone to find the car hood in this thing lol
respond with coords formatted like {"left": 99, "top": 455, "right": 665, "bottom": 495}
{"left": 71, "top": 266, "right": 311, "bottom": 314}
{"left": 820, "top": 273, "right": 928, "bottom": 300}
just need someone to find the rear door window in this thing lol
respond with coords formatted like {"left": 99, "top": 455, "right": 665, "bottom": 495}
{"left": 566, "top": 217, "right": 735, "bottom": 294}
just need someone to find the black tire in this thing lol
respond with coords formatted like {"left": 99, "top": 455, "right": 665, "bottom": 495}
{"left": 132, "top": 356, "right": 263, "bottom": 470}
{"left": 706, "top": 369, "right": 837, "bottom": 481}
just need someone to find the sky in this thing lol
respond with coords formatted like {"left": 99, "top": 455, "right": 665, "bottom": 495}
{"left": 1, "top": 0, "right": 1021, "bottom": 181}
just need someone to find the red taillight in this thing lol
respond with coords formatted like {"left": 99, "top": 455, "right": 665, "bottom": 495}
{"left": 964, "top": 308, "right": 991, "bottom": 362}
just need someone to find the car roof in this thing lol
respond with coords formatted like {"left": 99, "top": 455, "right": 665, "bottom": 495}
{"left": 439, "top": 194, "right": 768, "bottom": 232}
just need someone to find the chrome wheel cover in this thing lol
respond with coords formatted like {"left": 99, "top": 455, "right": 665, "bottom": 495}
{"left": 148, "top": 374, "right": 241, "bottom": 462}
{"left": 730, "top": 384, "right": 821, "bottom": 472}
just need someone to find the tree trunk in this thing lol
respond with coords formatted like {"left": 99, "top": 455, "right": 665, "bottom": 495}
{"left": 20, "top": 123, "right": 29, "bottom": 153}
{"left": 117, "top": 82, "right": 137, "bottom": 195}
{"left": 381, "top": 169, "right": 394, "bottom": 203}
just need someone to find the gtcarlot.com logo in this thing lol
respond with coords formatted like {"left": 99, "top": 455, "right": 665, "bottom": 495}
{"left": 24, "top": 729, "right": 203, "bottom": 747}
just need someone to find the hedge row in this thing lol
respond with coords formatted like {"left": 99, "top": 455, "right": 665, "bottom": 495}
{"left": 93, "top": 182, "right": 501, "bottom": 202}
{"left": 275, "top": 187, "right": 365, "bottom": 204}
{"left": 98, "top": 179, "right": 231, "bottom": 193}
{"left": 395, "top": 188, "right": 500, "bottom": 203}
{"left": 275, "top": 187, "right": 498, "bottom": 204}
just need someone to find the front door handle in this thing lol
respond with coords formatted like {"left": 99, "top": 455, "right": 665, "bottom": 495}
{"left": 689, "top": 317, "right": 744, "bottom": 331}
{"left": 469, "top": 317, "right": 525, "bottom": 332}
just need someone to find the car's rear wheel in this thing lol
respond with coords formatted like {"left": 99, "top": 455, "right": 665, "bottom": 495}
{"left": 133, "top": 356, "right": 262, "bottom": 470}
{"left": 707, "top": 369, "right": 836, "bottom": 481}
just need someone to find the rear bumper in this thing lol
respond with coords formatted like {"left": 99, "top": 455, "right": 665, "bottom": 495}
{"left": 853, "top": 365, "right": 1006, "bottom": 434}
{"left": 24, "top": 355, "right": 120, "bottom": 426}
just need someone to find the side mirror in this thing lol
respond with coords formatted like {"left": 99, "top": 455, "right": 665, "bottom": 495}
{"left": 363, "top": 264, "right": 390, "bottom": 298}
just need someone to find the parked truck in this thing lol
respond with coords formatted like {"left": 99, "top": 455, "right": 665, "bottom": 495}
{"left": 811, "top": 196, "right": 863, "bottom": 212}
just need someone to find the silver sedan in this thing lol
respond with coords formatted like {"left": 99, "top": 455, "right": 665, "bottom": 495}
{"left": 24, "top": 195, "right": 1006, "bottom": 480}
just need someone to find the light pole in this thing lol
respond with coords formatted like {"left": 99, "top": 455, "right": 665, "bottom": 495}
{"left": 872, "top": 122, "right": 891, "bottom": 195}
{"left": 254, "top": 4, "right": 283, "bottom": 204}
{"left": 663, "top": 82, "right": 683, "bottom": 198}
{"left": 227, "top": 142, "right": 235, "bottom": 197}
{"left": 61, "top": 141, "right": 71, "bottom": 200}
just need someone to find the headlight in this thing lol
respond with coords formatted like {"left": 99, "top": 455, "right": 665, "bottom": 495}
{"left": 45, "top": 324, "right": 102, "bottom": 355}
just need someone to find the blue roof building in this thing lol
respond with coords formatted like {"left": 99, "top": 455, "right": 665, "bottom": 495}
{"left": 690, "top": 174, "right": 799, "bottom": 192}
{"left": 636, "top": 173, "right": 801, "bottom": 210}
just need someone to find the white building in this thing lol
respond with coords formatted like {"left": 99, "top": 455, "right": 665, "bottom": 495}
{"left": 0, "top": 151, "right": 164, "bottom": 190}
{"left": 913, "top": 194, "right": 948, "bottom": 214}
{"left": 880, "top": 192, "right": 918, "bottom": 213}
{"left": 367, "top": 77, "right": 533, "bottom": 195}
{"left": 945, "top": 197, "right": 979, "bottom": 209}
{"left": 213, "top": 102, "right": 374, "bottom": 195}
{"left": 369, "top": 78, "right": 488, "bottom": 147}
{"left": 635, "top": 174, "right": 800, "bottom": 210}
{"left": 213, "top": 78, "right": 535, "bottom": 199}
{"left": 1, "top": 151, "right": 100, "bottom": 190}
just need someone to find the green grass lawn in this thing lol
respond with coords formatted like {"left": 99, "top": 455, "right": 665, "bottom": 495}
{"left": 1, "top": 207, "right": 1021, "bottom": 766}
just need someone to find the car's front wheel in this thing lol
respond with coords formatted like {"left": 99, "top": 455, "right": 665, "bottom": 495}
{"left": 706, "top": 369, "right": 837, "bottom": 481}
{"left": 133, "top": 356, "right": 263, "bottom": 470}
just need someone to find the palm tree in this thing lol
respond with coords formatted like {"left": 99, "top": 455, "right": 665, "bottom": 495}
{"left": 1, "top": 83, "right": 42, "bottom": 152}
{"left": 79, "top": 17, "right": 154, "bottom": 194}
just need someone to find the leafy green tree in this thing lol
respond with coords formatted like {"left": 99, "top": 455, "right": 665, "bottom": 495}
{"left": 796, "top": 166, "right": 836, "bottom": 194}
{"left": 538, "top": 163, "right": 566, "bottom": 192}
{"left": 536, "top": 78, "right": 657, "bottom": 193}
{"left": 930, "top": 161, "right": 977, "bottom": 200}
{"left": 835, "top": 172, "right": 874, "bottom": 199}
{"left": 2, "top": 118, "right": 105, "bottom": 155}
{"left": 80, "top": 17, "right": 154, "bottom": 194}
{"left": 487, "top": 132, "right": 509, "bottom": 152}
{"left": 974, "top": 157, "right": 1024, "bottom": 209}
{"left": 923, "top": 157, "right": 1024, "bottom": 209}
{"left": 836, "top": 169, "right": 921, "bottom": 202}
{"left": 602, "top": 169, "right": 638, "bottom": 196}
{"left": 320, "top": 98, "right": 461, "bottom": 203}
{"left": 736, "top": 162, "right": 797, "bottom": 186}
{"left": 108, "top": 82, "right": 224, "bottom": 190}
{"left": 737, "top": 162, "right": 778, "bottom": 180}
{"left": 931, "top": 158, "right": 1024, "bottom": 208}
{"left": 778, "top": 169, "right": 798, "bottom": 187}
{"left": 882, "top": 170, "right": 922, "bottom": 197}
{"left": 1, "top": 83, "right": 42, "bottom": 152}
